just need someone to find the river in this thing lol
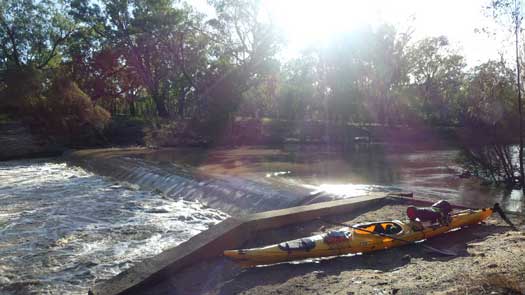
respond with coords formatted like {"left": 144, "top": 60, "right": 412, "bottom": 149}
{"left": 140, "top": 145, "right": 524, "bottom": 213}
{"left": 0, "top": 159, "right": 228, "bottom": 294}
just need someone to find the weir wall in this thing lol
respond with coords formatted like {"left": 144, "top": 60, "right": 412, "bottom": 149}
{"left": 65, "top": 148, "right": 327, "bottom": 215}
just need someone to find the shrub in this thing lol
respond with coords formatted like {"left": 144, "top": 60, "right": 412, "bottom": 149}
{"left": 0, "top": 66, "right": 44, "bottom": 112}
{"left": 39, "top": 77, "right": 111, "bottom": 144}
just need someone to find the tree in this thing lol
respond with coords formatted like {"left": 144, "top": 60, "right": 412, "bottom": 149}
{"left": 40, "top": 74, "right": 111, "bottom": 143}
{"left": 407, "top": 36, "right": 466, "bottom": 124}
{"left": 0, "top": 0, "right": 75, "bottom": 112}
{"left": 70, "top": 0, "right": 200, "bottom": 118}
{"left": 489, "top": 0, "right": 525, "bottom": 190}
{"left": 0, "top": 0, "right": 74, "bottom": 70}
{"left": 205, "top": 0, "right": 282, "bottom": 118}
{"left": 465, "top": 60, "right": 517, "bottom": 129}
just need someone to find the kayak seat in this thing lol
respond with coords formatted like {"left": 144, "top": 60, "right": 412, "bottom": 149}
{"left": 374, "top": 224, "right": 385, "bottom": 234}
{"left": 384, "top": 224, "right": 402, "bottom": 234}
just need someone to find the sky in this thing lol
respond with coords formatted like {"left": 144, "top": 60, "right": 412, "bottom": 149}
{"left": 190, "top": 0, "right": 516, "bottom": 67}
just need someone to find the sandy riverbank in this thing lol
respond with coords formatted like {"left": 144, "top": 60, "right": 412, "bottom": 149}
{"left": 161, "top": 204, "right": 524, "bottom": 295}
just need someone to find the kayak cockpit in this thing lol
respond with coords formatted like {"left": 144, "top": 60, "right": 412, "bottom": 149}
{"left": 354, "top": 221, "right": 403, "bottom": 235}
{"left": 278, "top": 238, "right": 316, "bottom": 252}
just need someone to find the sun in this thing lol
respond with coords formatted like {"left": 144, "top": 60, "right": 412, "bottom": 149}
{"left": 262, "top": 0, "right": 381, "bottom": 54}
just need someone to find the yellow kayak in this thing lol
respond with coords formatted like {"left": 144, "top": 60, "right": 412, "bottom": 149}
{"left": 224, "top": 207, "right": 494, "bottom": 267}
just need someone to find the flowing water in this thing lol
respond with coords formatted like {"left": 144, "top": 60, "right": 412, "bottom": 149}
{"left": 0, "top": 159, "right": 228, "bottom": 294}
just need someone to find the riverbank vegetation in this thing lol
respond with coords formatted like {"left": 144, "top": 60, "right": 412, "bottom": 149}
{"left": 0, "top": 0, "right": 523, "bottom": 184}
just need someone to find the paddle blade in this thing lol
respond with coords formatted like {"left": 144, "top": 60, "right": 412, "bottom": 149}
{"left": 493, "top": 203, "right": 517, "bottom": 230}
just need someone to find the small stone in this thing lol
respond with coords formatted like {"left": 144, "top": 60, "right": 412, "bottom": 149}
{"left": 488, "top": 263, "right": 498, "bottom": 268}
{"left": 392, "top": 288, "right": 400, "bottom": 294}
{"left": 402, "top": 254, "right": 411, "bottom": 261}
{"left": 415, "top": 275, "right": 422, "bottom": 280}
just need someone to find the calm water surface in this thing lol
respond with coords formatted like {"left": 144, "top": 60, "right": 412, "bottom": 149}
{"left": 142, "top": 146, "right": 524, "bottom": 213}
{"left": 0, "top": 160, "right": 228, "bottom": 294}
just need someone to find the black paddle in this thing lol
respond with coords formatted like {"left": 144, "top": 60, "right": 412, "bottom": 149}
{"left": 492, "top": 203, "right": 518, "bottom": 230}
{"left": 317, "top": 217, "right": 458, "bottom": 256}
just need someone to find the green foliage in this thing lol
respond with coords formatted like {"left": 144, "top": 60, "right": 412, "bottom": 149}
{"left": 0, "top": 65, "right": 44, "bottom": 111}
{"left": 464, "top": 60, "right": 517, "bottom": 129}
{"left": 274, "top": 25, "right": 412, "bottom": 125}
{"left": 0, "top": 0, "right": 74, "bottom": 70}
{"left": 407, "top": 36, "right": 467, "bottom": 124}
{"left": 456, "top": 60, "right": 519, "bottom": 186}
{"left": 43, "top": 76, "right": 110, "bottom": 135}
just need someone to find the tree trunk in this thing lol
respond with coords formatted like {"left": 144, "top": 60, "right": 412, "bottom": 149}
{"left": 514, "top": 0, "right": 525, "bottom": 191}
{"left": 153, "top": 94, "right": 169, "bottom": 118}
{"left": 178, "top": 94, "right": 185, "bottom": 119}
{"left": 129, "top": 100, "right": 136, "bottom": 117}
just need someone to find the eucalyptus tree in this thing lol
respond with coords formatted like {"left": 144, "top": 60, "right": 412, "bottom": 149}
{"left": 0, "top": 0, "right": 75, "bottom": 70}
{"left": 465, "top": 60, "right": 517, "bottom": 128}
{"left": 407, "top": 36, "right": 466, "bottom": 125}
{"left": 69, "top": 0, "right": 202, "bottom": 118}
{"left": 276, "top": 55, "right": 318, "bottom": 121}
{"left": 0, "top": 0, "right": 75, "bottom": 111}
{"left": 358, "top": 24, "right": 411, "bottom": 125}
{"left": 204, "top": 0, "right": 282, "bottom": 122}
{"left": 487, "top": 0, "right": 524, "bottom": 189}
{"left": 300, "top": 25, "right": 411, "bottom": 125}
{"left": 460, "top": 60, "right": 519, "bottom": 185}
{"left": 107, "top": 0, "right": 188, "bottom": 118}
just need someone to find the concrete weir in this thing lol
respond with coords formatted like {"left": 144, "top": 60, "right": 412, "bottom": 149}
{"left": 65, "top": 148, "right": 321, "bottom": 215}
{"left": 89, "top": 193, "right": 389, "bottom": 295}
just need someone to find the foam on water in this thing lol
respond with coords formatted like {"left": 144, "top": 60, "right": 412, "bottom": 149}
{"left": 0, "top": 159, "right": 228, "bottom": 294}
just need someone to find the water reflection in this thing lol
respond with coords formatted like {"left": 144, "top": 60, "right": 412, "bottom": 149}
{"left": 307, "top": 184, "right": 373, "bottom": 197}
{"left": 266, "top": 171, "right": 291, "bottom": 178}
{"left": 505, "top": 190, "right": 524, "bottom": 212}
{"left": 139, "top": 146, "right": 523, "bottom": 213}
